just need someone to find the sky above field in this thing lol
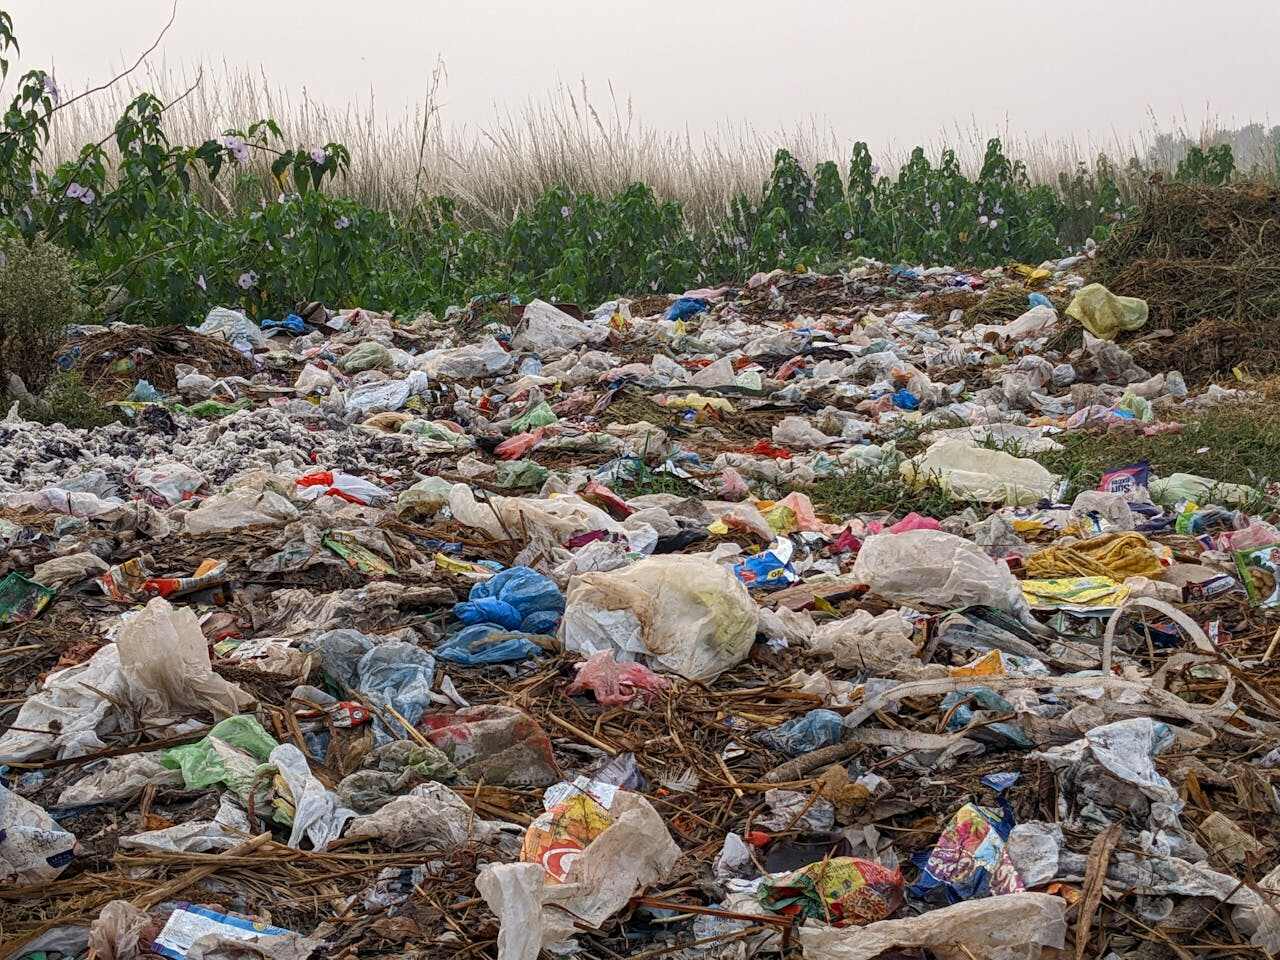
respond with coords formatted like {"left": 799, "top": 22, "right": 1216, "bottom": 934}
{"left": 16, "top": 0, "right": 1280, "bottom": 150}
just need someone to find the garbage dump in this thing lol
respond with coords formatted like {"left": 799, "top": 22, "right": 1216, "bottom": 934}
{"left": 3, "top": 238, "right": 1280, "bottom": 960}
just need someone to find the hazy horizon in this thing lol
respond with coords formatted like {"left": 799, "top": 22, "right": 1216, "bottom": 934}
{"left": 15, "top": 0, "right": 1280, "bottom": 155}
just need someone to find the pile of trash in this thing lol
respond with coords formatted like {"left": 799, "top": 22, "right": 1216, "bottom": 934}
{"left": 1, "top": 243, "right": 1279, "bottom": 960}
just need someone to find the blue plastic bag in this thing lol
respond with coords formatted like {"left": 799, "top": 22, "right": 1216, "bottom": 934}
{"left": 455, "top": 566, "right": 564, "bottom": 634}
{"left": 891, "top": 388, "right": 919, "bottom": 411}
{"left": 436, "top": 624, "right": 543, "bottom": 665}
{"left": 756, "top": 709, "right": 845, "bottom": 756}
{"left": 1028, "top": 292, "right": 1053, "bottom": 309}
{"left": 262, "top": 313, "right": 306, "bottom": 335}
{"left": 356, "top": 642, "right": 436, "bottom": 744}
{"left": 664, "top": 297, "right": 710, "bottom": 322}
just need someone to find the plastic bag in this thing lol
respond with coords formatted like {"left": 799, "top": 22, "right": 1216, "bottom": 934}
{"left": 0, "top": 783, "right": 77, "bottom": 883}
{"left": 335, "top": 740, "right": 459, "bottom": 813}
{"left": 513, "top": 300, "right": 593, "bottom": 355}
{"left": 163, "top": 715, "right": 280, "bottom": 797}
{"left": 799, "top": 891, "right": 1066, "bottom": 960}
{"left": 294, "top": 362, "right": 335, "bottom": 394}
{"left": 0, "top": 644, "right": 127, "bottom": 760}
{"left": 270, "top": 743, "right": 355, "bottom": 850}
{"left": 853, "top": 530, "right": 1030, "bottom": 619}
{"left": 901, "top": 439, "right": 1058, "bottom": 505}
{"left": 807, "top": 609, "right": 921, "bottom": 675}
{"left": 455, "top": 566, "right": 565, "bottom": 634}
{"left": 183, "top": 489, "right": 299, "bottom": 534}
{"left": 396, "top": 476, "right": 453, "bottom": 518}
{"left": 346, "top": 782, "right": 496, "bottom": 848}
{"left": 436, "top": 625, "right": 545, "bottom": 665}
{"left": 772, "top": 416, "right": 834, "bottom": 450}
{"left": 756, "top": 708, "right": 845, "bottom": 756}
{"left": 344, "top": 370, "right": 429, "bottom": 418}
{"left": 59, "top": 752, "right": 182, "bottom": 806}
{"left": 88, "top": 900, "right": 151, "bottom": 960}
{"left": 117, "top": 597, "right": 254, "bottom": 728}
{"left": 477, "top": 791, "right": 680, "bottom": 957}
{"left": 356, "top": 642, "right": 437, "bottom": 745}
{"left": 421, "top": 705, "right": 560, "bottom": 787}
{"left": 339, "top": 341, "right": 393, "bottom": 373}
{"left": 420, "top": 337, "right": 514, "bottom": 379}
{"left": 195, "top": 306, "right": 269, "bottom": 347}
{"left": 1150, "top": 472, "right": 1259, "bottom": 508}
{"left": 295, "top": 470, "right": 390, "bottom": 507}
{"left": 1066, "top": 282, "right": 1148, "bottom": 340}
{"left": 566, "top": 651, "right": 670, "bottom": 706}
{"left": 560, "top": 555, "right": 759, "bottom": 681}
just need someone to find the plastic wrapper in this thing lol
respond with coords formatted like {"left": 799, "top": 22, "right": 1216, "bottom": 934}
{"left": 910, "top": 785, "right": 1023, "bottom": 901}
{"left": 853, "top": 530, "right": 1030, "bottom": 620}
{"left": 421, "top": 705, "right": 560, "bottom": 786}
{"left": 512, "top": 299, "right": 594, "bottom": 355}
{"left": 560, "top": 555, "right": 758, "bottom": 681}
{"left": 0, "top": 783, "right": 77, "bottom": 884}
{"left": 758, "top": 856, "right": 905, "bottom": 926}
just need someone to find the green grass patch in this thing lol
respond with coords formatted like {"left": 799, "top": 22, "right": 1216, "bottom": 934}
{"left": 1033, "top": 403, "right": 1280, "bottom": 503}
{"left": 808, "top": 464, "right": 966, "bottom": 520}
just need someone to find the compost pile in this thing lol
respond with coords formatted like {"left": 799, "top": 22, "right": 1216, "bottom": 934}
{"left": 1093, "top": 181, "right": 1280, "bottom": 380}
{"left": 1, "top": 252, "right": 1279, "bottom": 960}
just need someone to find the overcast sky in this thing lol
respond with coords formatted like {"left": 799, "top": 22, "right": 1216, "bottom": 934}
{"left": 15, "top": 0, "right": 1280, "bottom": 151}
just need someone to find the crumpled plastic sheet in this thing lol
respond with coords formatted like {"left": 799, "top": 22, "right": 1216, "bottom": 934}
{"left": 798, "top": 891, "right": 1066, "bottom": 960}
{"left": 852, "top": 529, "right": 1032, "bottom": 622}
{"left": 0, "top": 782, "right": 77, "bottom": 883}
{"left": 345, "top": 782, "right": 499, "bottom": 848}
{"left": 476, "top": 791, "right": 680, "bottom": 960}
{"left": 270, "top": 743, "right": 355, "bottom": 851}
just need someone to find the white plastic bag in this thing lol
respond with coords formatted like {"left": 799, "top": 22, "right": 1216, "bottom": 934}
{"left": 0, "top": 644, "right": 127, "bottom": 761}
{"left": 346, "top": 782, "right": 497, "bottom": 848}
{"left": 512, "top": 300, "right": 594, "bottom": 356}
{"left": 477, "top": 791, "right": 679, "bottom": 960}
{"left": 560, "top": 556, "right": 758, "bottom": 680}
{"left": 420, "top": 337, "right": 514, "bottom": 379}
{"left": 853, "top": 529, "right": 1030, "bottom": 619}
{"left": 0, "top": 784, "right": 77, "bottom": 884}
{"left": 270, "top": 743, "right": 355, "bottom": 851}
{"left": 117, "top": 597, "right": 254, "bottom": 727}
{"left": 183, "top": 489, "right": 299, "bottom": 534}
{"left": 901, "top": 438, "right": 1058, "bottom": 505}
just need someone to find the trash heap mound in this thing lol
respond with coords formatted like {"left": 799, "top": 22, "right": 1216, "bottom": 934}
{"left": 1, "top": 259, "right": 1279, "bottom": 960}
{"left": 1092, "top": 180, "right": 1280, "bottom": 380}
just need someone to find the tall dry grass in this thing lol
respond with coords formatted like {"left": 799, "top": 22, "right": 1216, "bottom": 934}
{"left": 42, "top": 61, "right": 1279, "bottom": 228}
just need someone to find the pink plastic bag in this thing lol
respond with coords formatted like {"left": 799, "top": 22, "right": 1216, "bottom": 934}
{"left": 889, "top": 512, "right": 942, "bottom": 534}
{"left": 566, "top": 651, "right": 670, "bottom": 706}
{"left": 495, "top": 428, "right": 546, "bottom": 460}
{"left": 719, "top": 467, "right": 750, "bottom": 501}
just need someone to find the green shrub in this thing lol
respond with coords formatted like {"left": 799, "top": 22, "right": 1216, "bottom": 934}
{"left": 17, "top": 371, "right": 118, "bottom": 429}
{"left": 0, "top": 235, "right": 87, "bottom": 393}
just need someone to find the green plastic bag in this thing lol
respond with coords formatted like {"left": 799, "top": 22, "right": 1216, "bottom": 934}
{"left": 339, "top": 341, "right": 393, "bottom": 373}
{"left": 163, "top": 715, "right": 279, "bottom": 796}
{"left": 1066, "top": 283, "right": 1148, "bottom": 341}
{"left": 510, "top": 400, "right": 557, "bottom": 433}
{"left": 494, "top": 459, "right": 550, "bottom": 488}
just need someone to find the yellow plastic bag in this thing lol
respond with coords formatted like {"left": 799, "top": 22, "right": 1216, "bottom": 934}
{"left": 1066, "top": 283, "right": 1148, "bottom": 341}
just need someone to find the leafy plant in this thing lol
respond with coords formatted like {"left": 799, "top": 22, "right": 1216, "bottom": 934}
{"left": 0, "top": 234, "right": 86, "bottom": 392}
